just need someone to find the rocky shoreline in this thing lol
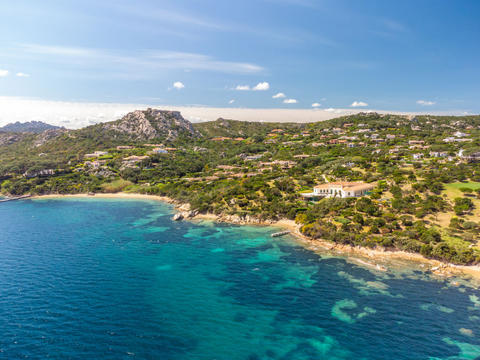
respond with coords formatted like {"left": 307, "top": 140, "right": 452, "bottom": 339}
{"left": 25, "top": 192, "right": 480, "bottom": 282}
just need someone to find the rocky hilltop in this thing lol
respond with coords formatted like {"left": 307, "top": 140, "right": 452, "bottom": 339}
{"left": 103, "top": 108, "right": 200, "bottom": 141}
{"left": 0, "top": 121, "right": 62, "bottom": 133}
{"left": 0, "top": 132, "right": 24, "bottom": 146}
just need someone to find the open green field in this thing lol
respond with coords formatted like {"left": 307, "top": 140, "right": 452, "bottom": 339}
{"left": 443, "top": 182, "right": 480, "bottom": 201}
{"left": 445, "top": 182, "right": 480, "bottom": 191}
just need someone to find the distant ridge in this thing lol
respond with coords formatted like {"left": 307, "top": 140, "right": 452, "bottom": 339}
{"left": 0, "top": 121, "right": 62, "bottom": 133}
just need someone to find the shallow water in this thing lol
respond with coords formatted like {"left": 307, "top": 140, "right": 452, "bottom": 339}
{"left": 0, "top": 198, "right": 479, "bottom": 359}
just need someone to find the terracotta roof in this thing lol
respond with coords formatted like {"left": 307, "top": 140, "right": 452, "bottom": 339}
{"left": 314, "top": 182, "right": 375, "bottom": 192}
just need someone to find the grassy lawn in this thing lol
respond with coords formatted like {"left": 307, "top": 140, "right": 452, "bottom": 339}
{"left": 445, "top": 182, "right": 480, "bottom": 192}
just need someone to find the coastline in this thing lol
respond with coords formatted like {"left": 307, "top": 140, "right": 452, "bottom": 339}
{"left": 28, "top": 192, "right": 480, "bottom": 281}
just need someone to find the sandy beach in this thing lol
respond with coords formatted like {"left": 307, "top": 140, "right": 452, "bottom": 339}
{"left": 28, "top": 192, "right": 480, "bottom": 281}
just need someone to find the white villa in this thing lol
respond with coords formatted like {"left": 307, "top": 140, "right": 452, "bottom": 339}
{"left": 302, "top": 182, "right": 375, "bottom": 199}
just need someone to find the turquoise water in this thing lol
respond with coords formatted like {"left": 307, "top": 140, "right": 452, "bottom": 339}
{"left": 0, "top": 198, "right": 480, "bottom": 359}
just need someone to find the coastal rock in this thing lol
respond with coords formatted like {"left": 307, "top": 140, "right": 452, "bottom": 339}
{"left": 172, "top": 210, "right": 198, "bottom": 221}
{"left": 172, "top": 213, "right": 184, "bottom": 221}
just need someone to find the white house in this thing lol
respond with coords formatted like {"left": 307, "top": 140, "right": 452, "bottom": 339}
{"left": 302, "top": 182, "right": 375, "bottom": 199}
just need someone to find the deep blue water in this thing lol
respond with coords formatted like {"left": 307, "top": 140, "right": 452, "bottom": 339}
{"left": 0, "top": 198, "right": 480, "bottom": 359}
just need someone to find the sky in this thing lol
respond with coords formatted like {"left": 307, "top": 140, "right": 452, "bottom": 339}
{"left": 1, "top": 0, "right": 479, "bottom": 127}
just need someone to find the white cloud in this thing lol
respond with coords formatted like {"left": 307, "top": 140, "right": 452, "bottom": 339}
{"left": 312, "top": 103, "right": 321, "bottom": 108}
{"left": 272, "top": 92, "right": 286, "bottom": 99}
{"left": 235, "top": 85, "right": 250, "bottom": 91}
{"left": 173, "top": 81, "right": 185, "bottom": 89}
{"left": 351, "top": 101, "right": 368, "bottom": 107}
{"left": 253, "top": 82, "right": 270, "bottom": 91}
{"left": 325, "top": 108, "right": 344, "bottom": 114}
{"left": 0, "top": 70, "right": 9, "bottom": 77}
{"left": 416, "top": 100, "right": 435, "bottom": 106}
{"left": 228, "top": 99, "right": 235, "bottom": 104}
{"left": 283, "top": 98, "right": 298, "bottom": 104}
{"left": 16, "top": 72, "right": 30, "bottom": 77}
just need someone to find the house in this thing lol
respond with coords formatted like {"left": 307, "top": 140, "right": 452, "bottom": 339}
{"left": 462, "top": 152, "right": 480, "bottom": 163}
{"left": 86, "top": 160, "right": 107, "bottom": 169}
{"left": 211, "top": 137, "right": 232, "bottom": 141}
{"left": 84, "top": 151, "right": 108, "bottom": 158}
{"left": 413, "top": 153, "right": 424, "bottom": 160}
{"left": 443, "top": 137, "right": 472, "bottom": 143}
{"left": 259, "top": 160, "right": 296, "bottom": 169}
{"left": 123, "top": 155, "right": 149, "bottom": 162}
{"left": 240, "top": 154, "right": 264, "bottom": 161}
{"left": 454, "top": 131, "right": 467, "bottom": 138}
{"left": 152, "top": 147, "right": 168, "bottom": 154}
{"left": 302, "top": 182, "right": 375, "bottom": 199}
{"left": 409, "top": 140, "right": 425, "bottom": 145}
{"left": 23, "top": 169, "right": 55, "bottom": 178}
{"left": 430, "top": 151, "right": 448, "bottom": 158}
{"left": 116, "top": 146, "right": 135, "bottom": 150}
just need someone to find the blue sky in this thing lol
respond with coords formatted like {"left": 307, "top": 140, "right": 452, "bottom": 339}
{"left": 1, "top": 0, "right": 480, "bottom": 113}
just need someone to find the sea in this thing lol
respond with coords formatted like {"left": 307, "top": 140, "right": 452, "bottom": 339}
{"left": 0, "top": 198, "right": 479, "bottom": 360}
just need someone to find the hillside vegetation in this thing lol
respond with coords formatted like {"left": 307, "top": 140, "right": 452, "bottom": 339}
{"left": 2, "top": 110, "right": 480, "bottom": 265}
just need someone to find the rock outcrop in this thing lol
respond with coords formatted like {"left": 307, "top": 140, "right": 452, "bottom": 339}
{"left": 103, "top": 108, "right": 200, "bottom": 141}
{"left": 0, "top": 132, "right": 24, "bottom": 146}
{"left": 33, "top": 129, "right": 67, "bottom": 147}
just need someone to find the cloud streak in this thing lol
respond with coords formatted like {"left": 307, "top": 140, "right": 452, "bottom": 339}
{"left": 417, "top": 100, "right": 435, "bottom": 106}
{"left": 14, "top": 44, "right": 264, "bottom": 75}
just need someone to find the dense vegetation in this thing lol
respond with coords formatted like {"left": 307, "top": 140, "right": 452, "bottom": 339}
{"left": 2, "top": 111, "right": 480, "bottom": 265}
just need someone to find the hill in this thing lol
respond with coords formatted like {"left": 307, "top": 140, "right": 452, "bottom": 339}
{"left": 194, "top": 118, "right": 305, "bottom": 138}
{"left": 102, "top": 108, "right": 200, "bottom": 141}
{"left": 0, "top": 121, "right": 62, "bottom": 133}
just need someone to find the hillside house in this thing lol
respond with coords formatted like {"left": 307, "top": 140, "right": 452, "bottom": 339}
{"left": 462, "top": 152, "right": 480, "bottom": 163}
{"left": 23, "top": 169, "right": 55, "bottom": 178}
{"left": 84, "top": 151, "right": 108, "bottom": 158}
{"left": 302, "top": 182, "right": 375, "bottom": 199}
{"left": 152, "top": 147, "right": 168, "bottom": 154}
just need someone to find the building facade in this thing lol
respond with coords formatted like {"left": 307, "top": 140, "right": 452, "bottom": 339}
{"left": 302, "top": 182, "right": 375, "bottom": 199}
